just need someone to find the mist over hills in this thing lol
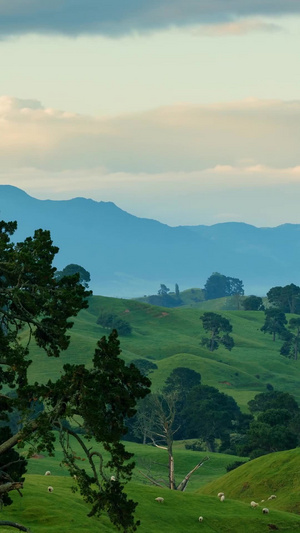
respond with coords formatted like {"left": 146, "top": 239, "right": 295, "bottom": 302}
{"left": 1, "top": 185, "right": 299, "bottom": 297}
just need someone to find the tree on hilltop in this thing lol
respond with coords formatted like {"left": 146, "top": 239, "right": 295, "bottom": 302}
{"left": 0, "top": 220, "right": 150, "bottom": 532}
{"left": 55, "top": 263, "right": 91, "bottom": 288}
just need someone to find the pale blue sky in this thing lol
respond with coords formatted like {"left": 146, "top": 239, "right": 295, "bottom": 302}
{"left": 0, "top": 4, "right": 299, "bottom": 226}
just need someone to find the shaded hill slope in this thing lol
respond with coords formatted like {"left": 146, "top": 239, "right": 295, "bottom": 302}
{"left": 198, "top": 447, "right": 300, "bottom": 515}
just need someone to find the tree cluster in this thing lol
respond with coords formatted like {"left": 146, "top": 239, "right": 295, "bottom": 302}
{"left": 240, "top": 391, "right": 300, "bottom": 459}
{"left": 204, "top": 272, "right": 244, "bottom": 301}
{"left": 96, "top": 311, "right": 132, "bottom": 336}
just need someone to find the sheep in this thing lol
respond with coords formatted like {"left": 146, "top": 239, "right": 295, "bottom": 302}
{"left": 198, "top": 516, "right": 203, "bottom": 522}
{"left": 217, "top": 492, "right": 224, "bottom": 498}
{"left": 47, "top": 486, "right": 54, "bottom": 493}
{"left": 268, "top": 495, "right": 277, "bottom": 500}
{"left": 262, "top": 508, "right": 269, "bottom": 514}
{"left": 155, "top": 497, "right": 164, "bottom": 503}
{"left": 110, "top": 476, "right": 116, "bottom": 481}
{"left": 250, "top": 501, "right": 259, "bottom": 508}
{"left": 45, "top": 471, "right": 51, "bottom": 476}
{"left": 220, "top": 495, "right": 225, "bottom": 502}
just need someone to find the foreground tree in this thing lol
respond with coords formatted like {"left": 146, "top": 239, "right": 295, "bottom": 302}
{"left": 0, "top": 221, "right": 150, "bottom": 532}
{"left": 200, "top": 312, "right": 234, "bottom": 351}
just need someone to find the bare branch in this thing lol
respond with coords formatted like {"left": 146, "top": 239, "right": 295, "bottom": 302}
{"left": 0, "top": 520, "right": 31, "bottom": 532}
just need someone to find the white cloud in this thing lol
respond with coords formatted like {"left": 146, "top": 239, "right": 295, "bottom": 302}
{"left": 0, "top": 96, "right": 300, "bottom": 173}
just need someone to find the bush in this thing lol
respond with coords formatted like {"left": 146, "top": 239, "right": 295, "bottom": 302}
{"left": 96, "top": 312, "right": 132, "bottom": 336}
{"left": 226, "top": 460, "right": 248, "bottom": 472}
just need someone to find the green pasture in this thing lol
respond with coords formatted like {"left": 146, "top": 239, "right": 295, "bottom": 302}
{"left": 23, "top": 295, "right": 300, "bottom": 410}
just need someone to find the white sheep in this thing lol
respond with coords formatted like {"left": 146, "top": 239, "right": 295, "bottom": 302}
{"left": 268, "top": 495, "right": 277, "bottom": 500}
{"left": 47, "top": 486, "right": 54, "bottom": 493}
{"left": 220, "top": 495, "right": 225, "bottom": 502}
{"left": 250, "top": 501, "right": 259, "bottom": 508}
{"left": 45, "top": 471, "right": 51, "bottom": 476}
{"left": 217, "top": 492, "right": 224, "bottom": 498}
{"left": 155, "top": 497, "right": 164, "bottom": 503}
{"left": 198, "top": 516, "right": 203, "bottom": 522}
{"left": 262, "top": 507, "right": 269, "bottom": 514}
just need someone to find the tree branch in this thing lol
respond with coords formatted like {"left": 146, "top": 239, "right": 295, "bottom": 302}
{"left": 0, "top": 521, "right": 31, "bottom": 532}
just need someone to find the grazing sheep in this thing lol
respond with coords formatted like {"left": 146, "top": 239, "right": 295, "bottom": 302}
{"left": 261, "top": 499, "right": 265, "bottom": 502}
{"left": 198, "top": 516, "right": 203, "bottom": 522}
{"left": 262, "top": 508, "right": 269, "bottom": 514}
{"left": 47, "top": 486, "right": 54, "bottom": 493}
{"left": 155, "top": 497, "right": 164, "bottom": 503}
{"left": 250, "top": 501, "right": 259, "bottom": 508}
{"left": 45, "top": 471, "right": 51, "bottom": 476}
{"left": 220, "top": 495, "right": 225, "bottom": 502}
{"left": 217, "top": 492, "right": 224, "bottom": 498}
{"left": 268, "top": 495, "right": 277, "bottom": 500}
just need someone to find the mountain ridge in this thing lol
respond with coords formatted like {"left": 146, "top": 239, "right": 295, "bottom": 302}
{"left": 0, "top": 185, "right": 299, "bottom": 297}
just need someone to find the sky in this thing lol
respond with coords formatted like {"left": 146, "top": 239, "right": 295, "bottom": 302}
{"left": 0, "top": 1, "right": 300, "bottom": 227}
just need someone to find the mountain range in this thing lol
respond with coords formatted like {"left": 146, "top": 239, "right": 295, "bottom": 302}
{"left": 0, "top": 185, "right": 299, "bottom": 297}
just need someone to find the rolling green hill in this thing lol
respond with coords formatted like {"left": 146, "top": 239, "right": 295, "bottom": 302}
{"left": 25, "top": 295, "right": 300, "bottom": 410}
{"left": 4, "top": 446, "right": 300, "bottom": 532}
{"left": 7, "top": 296, "right": 300, "bottom": 532}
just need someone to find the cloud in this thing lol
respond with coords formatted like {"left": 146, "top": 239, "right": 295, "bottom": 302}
{"left": 0, "top": 96, "right": 299, "bottom": 174}
{"left": 0, "top": 1, "right": 298, "bottom": 37}
{"left": 192, "top": 19, "right": 283, "bottom": 36}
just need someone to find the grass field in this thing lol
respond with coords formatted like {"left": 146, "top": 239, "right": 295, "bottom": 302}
{"left": 3, "top": 446, "right": 300, "bottom": 532}
{"left": 24, "top": 294, "right": 300, "bottom": 410}
{"left": 7, "top": 294, "right": 300, "bottom": 532}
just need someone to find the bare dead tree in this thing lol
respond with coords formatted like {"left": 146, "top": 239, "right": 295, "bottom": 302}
{"left": 139, "top": 392, "right": 209, "bottom": 490}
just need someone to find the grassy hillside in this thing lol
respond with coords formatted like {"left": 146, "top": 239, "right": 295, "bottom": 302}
{"left": 3, "top": 446, "right": 300, "bottom": 532}
{"left": 198, "top": 447, "right": 300, "bottom": 515}
{"left": 24, "top": 295, "right": 300, "bottom": 410}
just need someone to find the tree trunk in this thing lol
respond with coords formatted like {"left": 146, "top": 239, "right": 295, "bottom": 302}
{"left": 168, "top": 449, "right": 175, "bottom": 490}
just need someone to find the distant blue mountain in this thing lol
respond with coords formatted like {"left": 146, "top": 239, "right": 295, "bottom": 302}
{"left": 1, "top": 185, "right": 299, "bottom": 297}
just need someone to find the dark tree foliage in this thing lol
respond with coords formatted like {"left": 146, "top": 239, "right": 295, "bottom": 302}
{"left": 180, "top": 385, "right": 241, "bottom": 452}
{"left": 96, "top": 312, "right": 132, "bottom": 336}
{"left": 0, "top": 221, "right": 150, "bottom": 532}
{"left": 204, "top": 272, "right": 244, "bottom": 301}
{"left": 248, "top": 391, "right": 299, "bottom": 415}
{"left": 267, "top": 284, "right": 300, "bottom": 314}
{"left": 261, "top": 308, "right": 287, "bottom": 341}
{"left": 242, "top": 295, "right": 264, "bottom": 311}
{"left": 131, "top": 359, "right": 158, "bottom": 376}
{"left": 280, "top": 317, "right": 300, "bottom": 360}
{"left": 55, "top": 263, "right": 91, "bottom": 288}
{"left": 200, "top": 312, "right": 234, "bottom": 352}
{"left": 241, "top": 391, "right": 300, "bottom": 458}
{"left": 163, "top": 367, "right": 201, "bottom": 397}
